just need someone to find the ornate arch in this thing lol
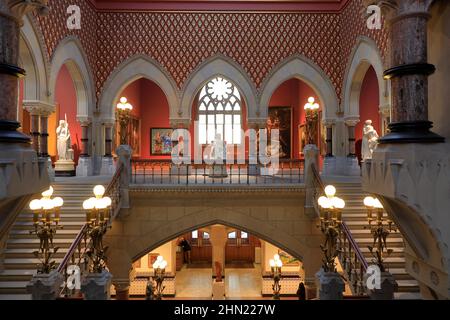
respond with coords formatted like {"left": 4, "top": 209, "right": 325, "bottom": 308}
{"left": 48, "top": 36, "right": 96, "bottom": 119}
{"left": 259, "top": 54, "right": 339, "bottom": 122}
{"left": 180, "top": 54, "right": 258, "bottom": 123}
{"left": 19, "top": 14, "right": 50, "bottom": 103}
{"left": 342, "top": 36, "right": 388, "bottom": 120}
{"left": 98, "top": 54, "right": 179, "bottom": 122}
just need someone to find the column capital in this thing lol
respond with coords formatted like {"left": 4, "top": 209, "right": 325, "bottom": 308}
{"left": 344, "top": 117, "right": 359, "bottom": 127}
{"left": 248, "top": 118, "right": 267, "bottom": 130}
{"left": 379, "top": 104, "right": 391, "bottom": 117}
{"left": 6, "top": 0, "right": 49, "bottom": 24}
{"left": 364, "top": 0, "right": 434, "bottom": 22}
{"left": 322, "top": 119, "right": 335, "bottom": 127}
{"left": 22, "top": 100, "right": 55, "bottom": 116}
{"left": 77, "top": 116, "right": 92, "bottom": 127}
{"left": 169, "top": 118, "right": 191, "bottom": 129}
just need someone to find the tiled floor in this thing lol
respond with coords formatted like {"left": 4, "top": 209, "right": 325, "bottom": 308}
{"left": 174, "top": 265, "right": 263, "bottom": 299}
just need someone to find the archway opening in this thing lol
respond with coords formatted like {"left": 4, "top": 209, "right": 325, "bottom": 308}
{"left": 354, "top": 65, "right": 381, "bottom": 164}
{"left": 120, "top": 224, "right": 304, "bottom": 299}
{"left": 189, "top": 76, "right": 248, "bottom": 161}
{"left": 267, "top": 78, "right": 324, "bottom": 161}
{"left": 114, "top": 78, "right": 171, "bottom": 159}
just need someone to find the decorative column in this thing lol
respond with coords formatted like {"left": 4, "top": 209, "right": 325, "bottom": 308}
{"left": 376, "top": 0, "right": 444, "bottom": 143}
{"left": 344, "top": 118, "right": 360, "bottom": 176}
{"left": 76, "top": 118, "right": 92, "bottom": 176}
{"left": 322, "top": 120, "right": 336, "bottom": 176}
{"left": 100, "top": 121, "right": 115, "bottom": 175}
{"left": 209, "top": 225, "right": 227, "bottom": 278}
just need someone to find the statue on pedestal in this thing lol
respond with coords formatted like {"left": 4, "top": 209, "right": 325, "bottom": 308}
{"left": 210, "top": 133, "right": 226, "bottom": 163}
{"left": 56, "top": 115, "right": 73, "bottom": 161}
{"left": 362, "top": 120, "right": 379, "bottom": 161}
{"left": 55, "top": 114, "right": 76, "bottom": 176}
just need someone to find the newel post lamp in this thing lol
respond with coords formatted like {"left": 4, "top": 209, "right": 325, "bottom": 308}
{"left": 152, "top": 255, "right": 168, "bottom": 300}
{"left": 317, "top": 185, "right": 345, "bottom": 272}
{"left": 269, "top": 254, "right": 283, "bottom": 300}
{"left": 304, "top": 97, "right": 320, "bottom": 145}
{"left": 116, "top": 97, "right": 133, "bottom": 145}
{"left": 363, "top": 196, "right": 396, "bottom": 272}
{"left": 82, "top": 185, "right": 112, "bottom": 273}
{"left": 29, "top": 186, "right": 64, "bottom": 274}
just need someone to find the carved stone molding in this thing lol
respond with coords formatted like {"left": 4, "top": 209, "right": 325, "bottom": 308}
{"left": 7, "top": 0, "right": 49, "bottom": 24}
{"left": 22, "top": 100, "right": 55, "bottom": 116}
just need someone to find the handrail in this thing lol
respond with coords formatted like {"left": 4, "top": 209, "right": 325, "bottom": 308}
{"left": 310, "top": 164, "right": 368, "bottom": 295}
{"left": 57, "top": 163, "right": 124, "bottom": 296}
{"left": 131, "top": 159, "right": 305, "bottom": 185}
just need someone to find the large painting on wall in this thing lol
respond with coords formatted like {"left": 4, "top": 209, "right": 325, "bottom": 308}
{"left": 278, "top": 250, "right": 300, "bottom": 267}
{"left": 150, "top": 128, "right": 173, "bottom": 155}
{"left": 266, "top": 106, "right": 292, "bottom": 159}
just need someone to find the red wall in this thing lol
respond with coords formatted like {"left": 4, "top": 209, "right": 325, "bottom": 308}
{"left": 355, "top": 66, "right": 380, "bottom": 161}
{"left": 119, "top": 78, "right": 171, "bottom": 159}
{"left": 55, "top": 65, "right": 82, "bottom": 164}
{"left": 269, "top": 78, "right": 318, "bottom": 159}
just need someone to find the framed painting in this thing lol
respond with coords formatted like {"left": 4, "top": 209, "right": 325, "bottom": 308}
{"left": 278, "top": 250, "right": 300, "bottom": 267}
{"left": 267, "top": 106, "right": 292, "bottom": 159}
{"left": 150, "top": 128, "right": 173, "bottom": 155}
{"left": 148, "top": 253, "right": 160, "bottom": 268}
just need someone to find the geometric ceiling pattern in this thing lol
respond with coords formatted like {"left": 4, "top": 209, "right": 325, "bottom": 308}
{"left": 35, "top": 0, "right": 388, "bottom": 103}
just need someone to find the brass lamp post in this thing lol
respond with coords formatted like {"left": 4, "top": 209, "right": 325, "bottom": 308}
{"left": 304, "top": 97, "right": 320, "bottom": 145}
{"left": 116, "top": 96, "right": 133, "bottom": 145}
{"left": 152, "top": 255, "right": 168, "bottom": 300}
{"left": 82, "top": 185, "right": 112, "bottom": 273}
{"left": 363, "top": 196, "right": 396, "bottom": 272}
{"left": 29, "top": 186, "right": 64, "bottom": 273}
{"left": 269, "top": 254, "right": 283, "bottom": 300}
{"left": 317, "top": 185, "right": 345, "bottom": 272}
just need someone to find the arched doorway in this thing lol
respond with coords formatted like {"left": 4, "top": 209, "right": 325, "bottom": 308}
{"left": 113, "top": 78, "right": 171, "bottom": 159}
{"left": 122, "top": 224, "right": 304, "bottom": 299}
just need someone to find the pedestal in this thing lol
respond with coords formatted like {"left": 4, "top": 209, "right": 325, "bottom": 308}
{"left": 208, "top": 164, "right": 228, "bottom": 178}
{"left": 212, "top": 280, "right": 225, "bottom": 300}
{"left": 76, "top": 156, "right": 92, "bottom": 176}
{"left": 100, "top": 156, "right": 115, "bottom": 175}
{"left": 26, "top": 270, "right": 64, "bottom": 300}
{"left": 364, "top": 271, "right": 398, "bottom": 300}
{"left": 81, "top": 271, "right": 113, "bottom": 300}
{"left": 44, "top": 157, "right": 55, "bottom": 180}
{"left": 316, "top": 270, "right": 345, "bottom": 300}
{"left": 55, "top": 159, "right": 76, "bottom": 177}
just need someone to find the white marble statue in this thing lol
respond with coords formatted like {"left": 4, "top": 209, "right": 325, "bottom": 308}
{"left": 56, "top": 114, "right": 73, "bottom": 161}
{"left": 362, "top": 120, "right": 379, "bottom": 160}
{"left": 210, "top": 133, "right": 227, "bottom": 163}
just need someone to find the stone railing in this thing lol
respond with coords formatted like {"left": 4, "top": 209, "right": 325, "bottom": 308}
{"left": 362, "top": 143, "right": 450, "bottom": 299}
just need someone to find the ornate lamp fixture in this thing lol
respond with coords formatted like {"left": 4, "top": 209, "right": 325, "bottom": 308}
{"left": 116, "top": 97, "right": 133, "bottom": 145}
{"left": 82, "top": 185, "right": 112, "bottom": 273}
{"left": 363, "top": 196, "right": 396, "bottom": 272}
{"left": 29, "top": 186, "right": 64, "bottom": 273}
{"left": 152, "top": 255, "right": 168, "bottom": 300}
{"left": 317, "top": 185, "right": 345, "bottom": 272}
{"left": 304, "top": 97, "right": 320, "bottom": 145}
{"left": 269, "top": 254, "right": 283, "bottom": 300}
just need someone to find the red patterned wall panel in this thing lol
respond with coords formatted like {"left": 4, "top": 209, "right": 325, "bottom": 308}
{"left": 34, "top": 0, "right": 388, "bottom": 104}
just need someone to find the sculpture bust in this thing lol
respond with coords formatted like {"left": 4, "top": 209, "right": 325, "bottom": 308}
{"left": 56, "top": 115, "right": 73, "bottom": 161}
{"left": 361, "top": 120, "right": 379, "bottom": 161}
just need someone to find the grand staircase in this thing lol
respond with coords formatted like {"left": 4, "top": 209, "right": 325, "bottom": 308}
{"left": 334, "top": 182, "right": 421, "bottom": 298}
{"left": 0, "top": 181, "right": 100, "bottom": 300}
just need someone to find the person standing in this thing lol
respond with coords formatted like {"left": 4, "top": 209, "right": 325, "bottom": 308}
{"left": 178, "top": 237, "right": 191, "bottom": 264}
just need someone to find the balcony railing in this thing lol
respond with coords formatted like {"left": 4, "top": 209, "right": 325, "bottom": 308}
{"left": 131, "top": 159, "right": 304, "bottom": 185}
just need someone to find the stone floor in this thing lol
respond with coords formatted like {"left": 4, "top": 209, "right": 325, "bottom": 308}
{"left": 173, "top": 265, "right": 263, "bottom": 299}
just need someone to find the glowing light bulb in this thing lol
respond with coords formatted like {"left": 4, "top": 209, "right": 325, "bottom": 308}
{"left": 308, "top": 97, "right": 315, "bottom": 104}
{"left": 324, "top": 185, "right": 336, "bottom": 197}
{"left": 93, "top": 185, "right": 105, "bottom": 198}
{"left": 120, "top": 97, "right": 127, "bottom": 104}
{"left": 29, "top": 199, "right": 42, "bottom": 211}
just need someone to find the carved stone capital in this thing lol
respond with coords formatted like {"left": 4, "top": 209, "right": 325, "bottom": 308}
{"left": 344, "top": 117, "right": 360, "bottom": 127}
{"left": 77, "top": 116, "right": 92, "bottom": 127}
{"left": 248, "top": 118, "right": 267, "bottom": 130}
{"left": 365, "top": 0, "right": 434, "bottom": 22}
{"left": 22, "top": 100, "right": 55, "bottom": 116}
{"left": 7, "top": 0, "right": 49, "bottom": 24}
{"left": 322, "top": 119, "right": 335, "bottom": 127}
{"left": 169, "top": 118, "right": 191, "bottom": 129}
